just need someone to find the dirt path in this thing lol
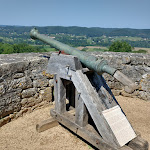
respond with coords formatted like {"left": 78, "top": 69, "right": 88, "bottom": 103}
{"left": 0, "top": 96, "right": 150, "bottom": 150}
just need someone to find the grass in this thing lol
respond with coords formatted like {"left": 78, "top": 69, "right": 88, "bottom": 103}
{"left": 82, "top": 48, "right": 107, "bottom": 52}
{"left": 42, "top": 45, "right": 56, "bottom": 51}
{"left": 114, "top": 36, "right": 142, "bottom": 41}
{"left": 81, "top": 47, "right": 147, "bottom": 54}
{"left": 132, "top": 49, "right": 147, "bottom": 53}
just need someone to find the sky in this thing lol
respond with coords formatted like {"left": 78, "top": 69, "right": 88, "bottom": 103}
{"left": 0, "top": 0, "right": 149, "bottom": 29}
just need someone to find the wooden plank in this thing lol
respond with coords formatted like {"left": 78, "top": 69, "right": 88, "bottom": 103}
{"left": 75, "top": 89, "right": 88, "bottom": 127}
{"left": 119, "top": 146, "right": 133, "bottom": 150}
{"left": 53, "top": 75, "right": 58, "bottom": 111}
{"left": 50, "top": 109, "right": 117, "bottom": 150}
{"left": 50, "top": 109, "right": 133, "bottom": 150}
{"left": 47, "top": 55, "right": 137, "bottom": 148}
{"left": 128, "top": 136, "right": 149, "bottom": 150}
{"left": 87, "top": 72, "right": 117, "bottom": 109}
{"left": 36, "top": 118, "right": 59, "bottom": 133}
{"left": 46, "top": 53, "right": 82, "bottom": 74}
{"left": 54, "top": 75, "right": 66, "bottom": 113}
{"left": 70, "top": 70, "right": 120, "bottom": 147}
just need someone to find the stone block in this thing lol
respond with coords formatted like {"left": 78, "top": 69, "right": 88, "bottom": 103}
{"left": 49, "top": 79, "right": 54, "bottom": 87}
{"left": 12, "top": 77, "right": 33, "bottom": 90}
{"left": 0, "top": 116, "right": 11, "bottom": 127}
{"left": 0, "top": 84, "right": 6, "bottom": 96}
{"left": 122, "top": 56, "right": 131, "bottom": 64}
{"left": 111, "top": 89, "right": 121, "bottom": 96}
{"left": 21, "top": 97, "right": 37, "bottom": 108}
{"left": 21, "top": 88, "right": 37, "bottom": 98}
{"left": 21, "top": 98, "right": 28, "bottom": 106}
{"left": 39, "top": 87, "right": 52, "bottom": 102}
{"left": 131, "top": 57, "right": 145, "bottom": 65}
{"left": 33, "top": 78, "right": 49, "bottom": 88}
{"left": 13, "top": 73, "right": 24, "bottom": 79}
{"left": 138, "top": 91, "right": 150, "bottom": 101}
{"left": 42, "top": 70, "right": 54, "bottom": 78}
{"left": 139, "top": 74, "right": 150, "bottom": 92}
{"left": 121, "top": 90, "right": 138, "bottom": 98}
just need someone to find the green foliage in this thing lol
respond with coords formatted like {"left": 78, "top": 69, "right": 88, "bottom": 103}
{"left": 81, "top": 47, "right": 107, "bottom": 52}
{"left": 132, "top": 49, "right": 147, "bottom": 53}
{"left": 0, "top": 42, "right": 49, "bottom": 54}
{"left": 40, "top": 45, "right": 56, "bottom": 52}
{"left": 1, "top": 25, "right": 150, "bottom": 48}
{"left": 109, "top": 41, "right": 132, "bottom": 52}
{"left": 81, "top": 48, "right": 88, "bottom": 51}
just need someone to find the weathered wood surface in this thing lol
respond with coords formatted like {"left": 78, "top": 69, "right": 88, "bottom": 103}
{"left": 120, "top": 146, "right": 133, "bottom": 150}
{"left": 54, "top": 75, "right": 66, "bottom": 114}
{"left": 128, "top": 136, "right": 149, "bottom": 150}
{"left": 47, "top": 54, "right": 139, "bottom": 148}
{"left": 46, "top": 53, "right": 82, "bottom": 80}
{"left": 50, "top": 109, "right": 135, "bottom": 150}
{"left": 71, "top": 69, "right": 120, "bottom": 147}
{"left": 75, "top": 89, "right": 88, "bottom": 127}
{"left": 87, "top": 72, "right": 118, "bottom": 109}
{"left": 36, "top": 118, "right": 59, "bottom": 133}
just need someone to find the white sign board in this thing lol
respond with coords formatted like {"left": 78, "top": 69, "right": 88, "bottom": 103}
{"left": 102, "top": 105, "right": 136, "bottom": 147}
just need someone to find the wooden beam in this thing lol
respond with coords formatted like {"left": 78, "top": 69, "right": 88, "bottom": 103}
{"left": 87, "top": 72, "right": 117, "bottom": 109}
{"left": 128, "top": 136, "right": 149, "bottom": 150}
{"left": 36, "top": 118, "right": 59, "bottom": 133}
{"left": 50, "top": 109, "right": 134, "bottom": 150}
{"left": 75, "top": 89, "right": 88, "bottom": 127}
{"left": 54, "top": 75, "right": 66, "bottom": 114}
{"left": 71, "top": 70, "right": 120, "bottom": 147}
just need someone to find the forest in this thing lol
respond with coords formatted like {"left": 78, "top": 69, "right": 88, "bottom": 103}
{"left": 0, "top": 25, "right": 150, "bottom": 54}
{"left": 0, "top": 43, "right": 48, "bottom": 54}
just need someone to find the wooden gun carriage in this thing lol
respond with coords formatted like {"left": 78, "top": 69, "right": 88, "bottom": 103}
{"left": 30, "top": 28, "right": 149, "bottom": 150}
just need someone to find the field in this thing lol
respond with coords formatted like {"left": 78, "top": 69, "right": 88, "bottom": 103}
{"left": 133, "top": 47, "right": 150, "bottom": 54}
{"left": 0, "top": 96, "right": 149, "bottom": 150}
{"left": 77, "top": 46, "right": 150, "bottom": 54}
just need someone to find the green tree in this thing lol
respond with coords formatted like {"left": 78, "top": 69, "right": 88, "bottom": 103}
{"left": 0, "top": 42, "right": 49, "bottom": 54}
{"left": 109, "top": 41, "right": 132, "bottom": 52}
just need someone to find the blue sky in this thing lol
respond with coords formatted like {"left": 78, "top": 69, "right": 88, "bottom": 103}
{"left": 0, "top": 0, "right": 149, "bottom": 29}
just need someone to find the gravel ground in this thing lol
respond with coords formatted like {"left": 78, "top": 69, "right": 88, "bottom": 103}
{"left": 0, "top": 96, "right": 149, "bottom": 150}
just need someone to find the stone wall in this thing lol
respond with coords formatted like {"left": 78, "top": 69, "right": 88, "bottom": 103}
{"left": 0, "top": 53, "right": 53, "bottom": 127}
{"left": 92, "top": 52, "right": 150, "bottom": 101}
{"left": 0, "top": 52, "right": 150, "bottom": 127}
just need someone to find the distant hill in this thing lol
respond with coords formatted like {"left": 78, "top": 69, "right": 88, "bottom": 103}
{"left": 0, "top": 25, "right": 150, "bottom": 38}
{"left": 0, "top": 25, "right": 150, "bottom": 48}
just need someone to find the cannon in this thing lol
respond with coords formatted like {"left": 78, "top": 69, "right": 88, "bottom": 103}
{"left": 31, "top": 28, "right": 148, "bottom": 150}
{"left": 30, "top": 28, "right": 136, "bottom": 93}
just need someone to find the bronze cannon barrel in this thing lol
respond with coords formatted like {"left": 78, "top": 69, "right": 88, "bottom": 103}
{"left": 30, "top": 28, "right": 116, "bottom": 75}
{"left": 30, "top": 28, "right": 136, "bottom": 93}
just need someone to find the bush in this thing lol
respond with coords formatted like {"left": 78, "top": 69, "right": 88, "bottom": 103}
{"left": 0, "top": 42, "right": 48, "bottom": 54}
{"left": 109, "top": 41, "right": 132, "bottom": 52}
{"left": 132, "top": 49, "right": 147, "bottom": 53}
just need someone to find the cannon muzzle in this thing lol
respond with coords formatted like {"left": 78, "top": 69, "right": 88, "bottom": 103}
{"left": 30, "top": 28, "right": 137, "bottom": 93}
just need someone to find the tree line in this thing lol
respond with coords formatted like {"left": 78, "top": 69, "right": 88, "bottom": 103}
{"left": 0, "top": 41, "right": 146, "bottom": 54}
{"left": 1, "top": 25, "right": 150, "bottom": 38}
{"left": 0, "top": 26, "right": 150, "bottom": 48}
{"left": 0, "top": 42, "right": 48, "bottom": 54}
